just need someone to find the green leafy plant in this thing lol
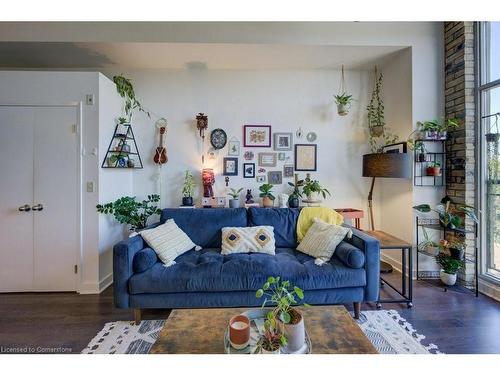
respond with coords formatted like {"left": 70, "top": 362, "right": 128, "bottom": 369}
{"left": 367, "top": 72, "right": 385, "bottom": 129}
{"left": 255, "top": 276, "right": 307, "bottom": 324}
{"left": 417, "top": 118, "right": 459, "bottom": 134}
{"left": 334, "top": 93, "right": 353, "bottom": 106}
{"left": 302, "top": 177, "right": 331, "bottom": 199}
{"left": 258, "top": 311, "right": 287, "bottom": 352}
{"left": 113, "top": 75, "right": 150, "bottom": 123}
{"left": 181, "top": 170, "right": 196, "bottom": 198}
{"left": 413, "top": 195, "right": 478, "bottom": 230}
{"left": 287, "top": 180, "right": 304, "bottom": 198}
{"left": 428, "top": 161, "right": 441, "bottom": 168}
{"left": 96, "top": 195, "right": 161, "bottom": 231}
{"left": 259, "top": 183, "right": 275, "bottom": 201}
{"left": 228, "top": 187, "right": 243, "bottom": 199}
{"left": 435, "top": 253, "right": 464, "bottom": 275}
{"left": 418, "top": 227, "right": 440, "bottom": 253}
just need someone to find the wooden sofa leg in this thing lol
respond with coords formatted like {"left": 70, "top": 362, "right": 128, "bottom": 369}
{"left": 133, "top": 308, "right": 142, "bottom": 324}
{"left": 353, "top": 302, "right": 361, "bottom": 319}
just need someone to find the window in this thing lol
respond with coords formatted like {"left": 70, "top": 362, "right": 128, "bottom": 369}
{"left": 478, "top": 22, "right": 500, "bottom": 282}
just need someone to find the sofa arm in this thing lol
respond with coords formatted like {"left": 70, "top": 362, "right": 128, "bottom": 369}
{"left": 343, "top": 226, "right": 380, "bottom": 302}
{"left": 113, "top": 234, "right": 147, "bottom": 308}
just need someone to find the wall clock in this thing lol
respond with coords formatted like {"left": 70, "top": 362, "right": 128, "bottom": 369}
{"left": 210, "top": 128, "right": 228, "bottom": 150}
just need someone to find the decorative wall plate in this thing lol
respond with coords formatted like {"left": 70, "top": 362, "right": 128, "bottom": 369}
{"left": 306, "top": 132, "right": 317, "bottom": 142}
{"left": 210, "top": 128, "right": 228, "bottom": 150}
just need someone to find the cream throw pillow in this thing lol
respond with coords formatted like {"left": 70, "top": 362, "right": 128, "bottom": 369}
{"left": 221, "top": 226, "right": 276, "bottom": 255}
{"left": 140, "top": 219, "right": 201, "bottom": 267}
{"left": 296, "top": 218, "right": 352, "bottom": 265}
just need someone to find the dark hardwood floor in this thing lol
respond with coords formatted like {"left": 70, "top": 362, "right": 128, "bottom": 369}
{"left": 1, "top": 271, "right": 499, "bottom": 354}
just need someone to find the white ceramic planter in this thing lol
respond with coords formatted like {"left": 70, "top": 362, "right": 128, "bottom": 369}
{"left": 337, "top": 103, "right": 350, "bottom": 116}
{"left": 260, "top": 346, "right": 280, "bottom": 354}
{"left": 440, "top": 269, "right": 457, "bottom": 286}
{"left": 228, "top": 199, "right": 240, "bottom": 208}
{"left": 307, "top": 192, "right": 318, "bottom": 201}
{"left": 283, "top": 311, "right": 305, "bottom": 353}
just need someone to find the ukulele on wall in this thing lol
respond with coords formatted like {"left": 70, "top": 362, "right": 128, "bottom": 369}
{"left": 153, "top": 118, "right": 168, "bottom": 165}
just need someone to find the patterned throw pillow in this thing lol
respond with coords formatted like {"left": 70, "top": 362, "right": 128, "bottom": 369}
{"left": 140, "top": 219, "right": 201, "bottom": 267}
{"left": 296, "top": 218, "right": 352, "bottom": 265}
{"left": 221, "top": 226, "right": 276, "bottom": 255}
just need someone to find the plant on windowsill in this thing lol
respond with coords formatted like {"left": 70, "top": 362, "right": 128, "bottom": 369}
{"left": 96, "top": 195, "right": 161, "bottom": 232}
{"left": 259, "top": 183, "right": 275, "bottom": 208}
{"left": 181, "top": 170, "right": 196, "bottom": 206}
{"left": 227, "top": 187, "right": 243, "bottom": 208}
{"left": 435, "top": 252, "right": 464, "bottom": 286}
{"left": 256, "top": 276, "right": 308, "bottom": 353}
{"left": 301, "top": 177, "right": 331, "bottom": 202}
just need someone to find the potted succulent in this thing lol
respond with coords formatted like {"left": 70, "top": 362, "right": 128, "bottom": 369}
{"left": 259, "top": 183, "right": 275, "bottom": 208}
{"left": 256, "top": 276, "right": 307, "bottom": 353}
{"left": 287, "top": 179, "right": 303, "bottom": 208}
{"left": 334, "top": 93, "right": 353, "bottom": 116}
{"left": 413, "top": 195, "right": 478, "bottom": 230}
{"left": 426, "top": 161, "right": 442, "bottom": 176}
{"left": 257, "top": 311, "right": 287, "bottom": 354}
{"left": 227, "top": 187, "right": 243, "bottom": 208}
{"left": 181, "top": 170, "right": 195, "bottom": 206}
{"left": 96, "top": 194, "right": 161, "bottom": 232}
{"left": 302, "top": 177, "right": 331, "bottom": 202}
{"left": 435, "top": 253, "right": 464, "bottom": 286}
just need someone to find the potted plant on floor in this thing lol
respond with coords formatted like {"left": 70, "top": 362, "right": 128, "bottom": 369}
{"left": 259, "top": 183, "right": 275, "bottom": 207}
{"left": 302, "top": 176, "right": 331, "bottom": 202}
{"left": 181, "top": 170, "right": 195, "bottom": 206}
{"left": 435, "top": 253, "right": 464, "bottom": 286}
{"left": 426, "top": 161, "right": 442, "bottom": 176}
{"left": 96, "top": 194, "right": 161, "bottom": 232}
{"left": 287, "top": 179, "right": 303, "bottom": 208}
{"left": 227, "top": 187, "right": 243, "bottom": 208}
{"left": 257, "top": 311, "right": 287, "bottom": 354}
{"left": 256, "top": 276, "right": 307, "bottom": 353}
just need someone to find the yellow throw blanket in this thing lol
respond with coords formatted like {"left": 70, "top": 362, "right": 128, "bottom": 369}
{"left": 296, "top": 207, "right": 345, "bottom": 243}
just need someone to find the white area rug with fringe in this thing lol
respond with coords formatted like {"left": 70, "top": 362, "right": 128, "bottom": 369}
{"left": 82, "top": 309, "right": 442, "bottom": 354}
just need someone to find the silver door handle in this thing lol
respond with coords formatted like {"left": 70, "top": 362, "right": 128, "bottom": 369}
{"left": 32, "top": 204, "right": 44, "bottom": 211}
{"left": 18, "top": 204, "right": 31, "bottom": 212}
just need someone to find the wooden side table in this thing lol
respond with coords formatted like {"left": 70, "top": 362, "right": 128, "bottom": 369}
{"left": 365, "top": 230, "right": 413, "bottom": 308}
{"left": 335, "top": 208, "right": 364, "bottom": 229}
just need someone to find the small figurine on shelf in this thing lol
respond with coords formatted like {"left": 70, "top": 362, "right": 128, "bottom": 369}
{"left": 245, "top": 189, "right": 254, "bottom": 204}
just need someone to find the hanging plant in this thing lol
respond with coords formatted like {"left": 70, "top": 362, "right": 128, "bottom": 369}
{"left": 486, "top": 113, "right": 500, "bottom": 143}
{"left": 334, "top": 65, "right": 354, "bottom": 116}
{"left": 113, "top": 74, "right": 150, "bottom": 123}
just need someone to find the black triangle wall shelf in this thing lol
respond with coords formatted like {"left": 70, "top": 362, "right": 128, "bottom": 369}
{"left": 101, "top": 123, "right": 143, "bottom": 169}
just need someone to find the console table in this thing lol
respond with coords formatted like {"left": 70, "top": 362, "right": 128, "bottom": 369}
{"left": 365, "top": 230, "right": 413, "bottom": 308}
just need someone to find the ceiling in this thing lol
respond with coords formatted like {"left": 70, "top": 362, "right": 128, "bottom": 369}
{"left": 0, "top": 42, "right": 405, "bottom": 70}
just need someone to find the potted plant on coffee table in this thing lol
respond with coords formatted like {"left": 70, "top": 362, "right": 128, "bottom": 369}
{"left": 256, "top": 276, "right": 308, "bottom": 353}
{"left": 259, "top": 183, "right": 275, "bottom": 208}
{"left": 181, "top": 170, "right": 196, "bottom": 206}
{"left": 257, "top": 311, "right": 287, "bottom": 354}
{"left": 435, "top": 253, "right": 464, "bottom": 286}
{"left": 227, "top": 187, "right": 243, "bottom": 208}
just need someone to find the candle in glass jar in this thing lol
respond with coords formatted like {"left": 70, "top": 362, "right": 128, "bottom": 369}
{"left": 229, "top": 315, "right": 250, "bottom": 350}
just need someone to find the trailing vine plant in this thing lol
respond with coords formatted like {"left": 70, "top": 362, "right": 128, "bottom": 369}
{"left": 113, "top": 74, "right": 150, "bottom": 123}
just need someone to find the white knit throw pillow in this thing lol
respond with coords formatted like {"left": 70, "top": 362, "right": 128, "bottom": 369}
{"left": 221, "top": 226, "right": 276, "bottom": 255}
{"left": 296, "top": 218, "right": 352, "bottom": 265}
{"left": 140, "top": 219, "right": 201, "bottom": 267}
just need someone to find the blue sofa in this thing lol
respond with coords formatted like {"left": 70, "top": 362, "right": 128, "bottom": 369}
{"left": 113, "top": 207, "right": 380, "bottom": 322}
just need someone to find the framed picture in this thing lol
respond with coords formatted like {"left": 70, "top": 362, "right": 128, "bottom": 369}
{"left": 243, "top": 163, "right": 255, "bottom": 178}
{"left": 278, "top": 152, "right": 286, "bottom": 161}
{"left": 273, "top": 132, "right": 293, "bottom": 151}
{"left": 283, "top": 165, "right": 294, "bottom": 178}
{"left": 294, "top": 144, "right": 317, "bottom": 171}
{"left": 223, "top": 157, "right": 238, "bottom": 176}
{"left": 258, "top": 152, "right": 277, "bottom": 167}
{"left": 244, "top": 125, "right": 272, "bottom": 147}
{"left": 382, "top": 142, "right": 408, "bottom": 154}
{"left": 256, "top": 175, "right": 266, "bottom": 183}
{"left": 268, "top": 171, "right": 283, "bottom": 185}
{"left": 228, "top": 140, "right": 240, "bottom": 156}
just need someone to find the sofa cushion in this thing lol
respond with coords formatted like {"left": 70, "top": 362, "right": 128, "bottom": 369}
{"left": 160, "top": 208, "right": 248, "bottom": 248}
{"left": 133, "top": 247, "right": 158, "bottom": 273}
{"left": 248, "top": 207, "right": 301, "bottom": 248}
{"left": 128, "top": 247, "right": 366, "bottom": 294}
{"left": 334, "top": 241, "right": 366, "bottom": 269}
{"left": 221, "top": 226, "right": 276, "bottom": 255}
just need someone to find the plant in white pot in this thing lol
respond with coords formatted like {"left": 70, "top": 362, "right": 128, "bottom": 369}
{"left": 435, "top": 253, "right": 464, "bottom": 286}
{"left": 334, "top": 93, "right": 353, "bottom": 116}
{"left": 302, "top": 177, "right": 331, "bottom": 203}
{"left": 256, "top": 276, "right": 308, "bottom": 353}
{"left": 227, "top": 187, "right": 243, "bottom": 208}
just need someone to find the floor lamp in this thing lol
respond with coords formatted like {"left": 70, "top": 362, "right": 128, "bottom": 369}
{"left": 362, "top": 151, "right": 411, "bottom": 273}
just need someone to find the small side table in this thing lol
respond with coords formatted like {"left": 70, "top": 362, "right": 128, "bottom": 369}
{"left": 365, "top": 230, "right": 413, "bottom": 309}
{"left": 335, "top": 208, "right": 364, "bottom": 229}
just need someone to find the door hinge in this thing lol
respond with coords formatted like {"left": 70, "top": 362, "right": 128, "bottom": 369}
{"left": 74, "top": 265, "right": 78, "bottom": 274}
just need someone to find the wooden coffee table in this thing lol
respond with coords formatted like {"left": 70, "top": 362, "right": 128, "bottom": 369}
{"left": 150, "top": 305, "right": 377, "bottom": 354}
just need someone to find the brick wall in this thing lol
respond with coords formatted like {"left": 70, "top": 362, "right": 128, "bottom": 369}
{"left": 444, "top": 22, "right": 476, "bottom": 282}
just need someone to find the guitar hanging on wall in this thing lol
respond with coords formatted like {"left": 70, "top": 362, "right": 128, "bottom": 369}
{"left": 153, "top": 118, "right": 168, "bottom": 165}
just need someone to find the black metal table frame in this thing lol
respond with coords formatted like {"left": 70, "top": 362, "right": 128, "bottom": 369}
{"left": 376, "top": 244, "right": 413, "bottom": 309}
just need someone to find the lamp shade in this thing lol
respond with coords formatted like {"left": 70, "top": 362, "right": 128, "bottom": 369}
{"left": 362, "top": 153, "right": 411, "bottom": 178}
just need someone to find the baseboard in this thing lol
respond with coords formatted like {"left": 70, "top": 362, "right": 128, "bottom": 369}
{"left": 380, "top": 253, "right": 413, "bottom": 278}
{"left": 99, "top": 273, "right": 113, "bottom": 293}
{"left": 78, "top": 273, "right": 113, "bottom": 294}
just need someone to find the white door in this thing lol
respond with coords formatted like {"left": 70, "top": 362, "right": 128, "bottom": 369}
{"left": 0, "top": 106, "right": 78, "bottom": 292}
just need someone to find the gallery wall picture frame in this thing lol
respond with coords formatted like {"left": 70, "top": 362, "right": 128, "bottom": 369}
{"left": 258, "top": 152, "right": 277, "bottom": 167}
{"left": 228, "top": 140, "right": 240, "bottom": 156}
{"left": 243, "top": 125, "right": 272, "bottom": 147}
{"left": 256, "top": 175, "right": 266, "bottom": 183}
{"left": 243, "top": 163, "right": 255, "bottom": 178}
{"left": 284, "top": 164, "right": 294, "bottom": 178}
{"left": 268, "top": 171, "right": 283, "bottom": 185}
{"left": 294, "top": 144, "right": 317, "bottom": 171}
{"left": 273, "top": 132, "right": 293, "bottom": 151}
{"left": 278, "top": 152, "right": 286, "bottom": 161}
{"left": 223, "top": 157, "right": 238, "bottom": 176}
